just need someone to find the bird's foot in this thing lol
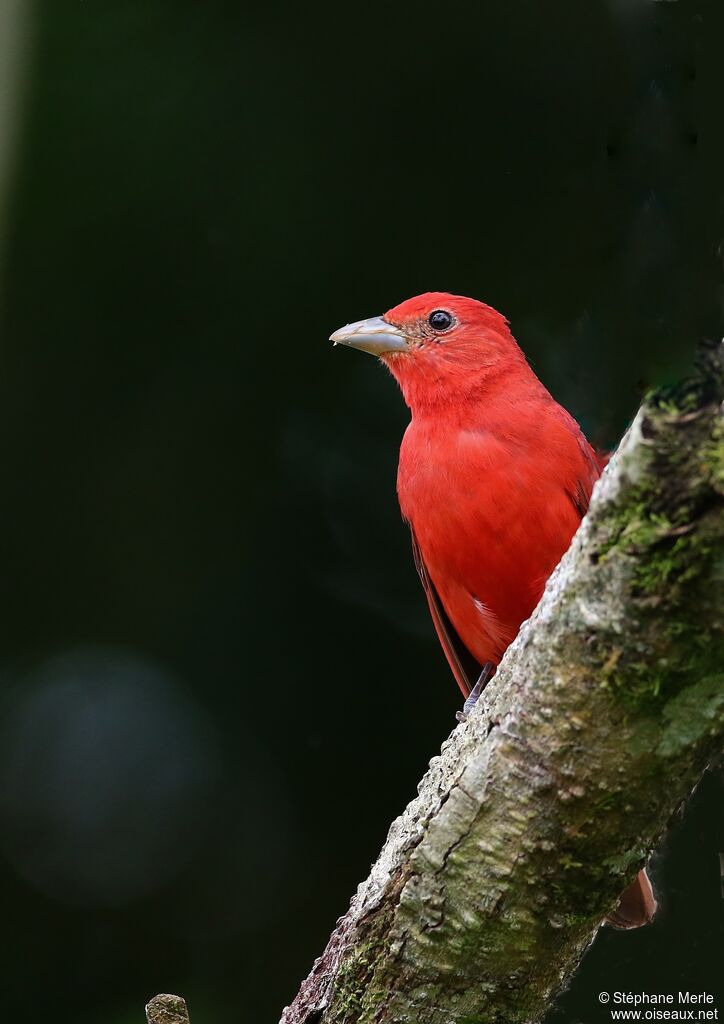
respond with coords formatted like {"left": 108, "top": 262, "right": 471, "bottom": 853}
{"left": 456, "top": 662, "right": 495, "bottom": 723}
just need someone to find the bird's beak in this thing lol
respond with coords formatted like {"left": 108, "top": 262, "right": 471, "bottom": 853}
{"left": 330, "top": 315, "right": 408, "bottom": 357}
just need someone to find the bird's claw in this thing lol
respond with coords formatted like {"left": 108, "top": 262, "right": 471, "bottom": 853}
{"left": 456, "top": 662, "right": 495, "bottom": 724}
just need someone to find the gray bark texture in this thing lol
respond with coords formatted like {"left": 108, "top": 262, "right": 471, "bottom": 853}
{"left": 146, "top": 994, "right": 191, "bottom": 1024}
{"left": 280, "top": 342, "right": 724, "bottom": 1024}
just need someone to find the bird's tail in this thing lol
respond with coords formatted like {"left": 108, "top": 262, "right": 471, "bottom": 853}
{"left": 605, "top": 868, "right": 657, "bottom": 929}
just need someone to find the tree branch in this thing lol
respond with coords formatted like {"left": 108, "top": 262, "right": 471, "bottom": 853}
{"left": 280, "top": 342, "right": 724, "bottom": 1024}
{"left": 146, "top": 994, "right": 190, "bottom": 1024}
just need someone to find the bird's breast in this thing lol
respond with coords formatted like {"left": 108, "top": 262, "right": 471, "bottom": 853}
{"left": 398, "top": 418, "right": 583, "bottom": 664}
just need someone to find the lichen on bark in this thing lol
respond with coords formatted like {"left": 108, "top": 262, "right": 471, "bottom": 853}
{"left": 281, "top": 342, "right": 724, "bottom": 1024}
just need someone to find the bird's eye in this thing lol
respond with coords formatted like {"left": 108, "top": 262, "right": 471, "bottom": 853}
{"left": 428, "top": 310, "right": 453, "bottom": 332}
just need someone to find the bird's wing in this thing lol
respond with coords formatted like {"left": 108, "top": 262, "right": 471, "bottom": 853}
{"left": 409, "top": 526, "right": 480, "bottom": 698}
{"left": 567, "top": 432, "right": 605, "bottom": 519}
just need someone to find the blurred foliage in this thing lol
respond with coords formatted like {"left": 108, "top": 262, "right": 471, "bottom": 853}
{"left": 0, "top": 1, "right": 721, "bottom": 1021}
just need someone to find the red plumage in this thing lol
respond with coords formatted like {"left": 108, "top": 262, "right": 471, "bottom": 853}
{"left": 383, "top": 292, "right": 600, "bottom": 693}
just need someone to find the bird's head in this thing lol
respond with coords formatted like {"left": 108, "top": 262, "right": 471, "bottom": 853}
{"left": 330, "top": 292, "right": 527, "bottom": 412}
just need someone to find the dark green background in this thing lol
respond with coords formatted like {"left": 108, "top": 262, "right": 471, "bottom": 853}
{"left": 0, "top": 1, "right": 722, "bottom": 1021}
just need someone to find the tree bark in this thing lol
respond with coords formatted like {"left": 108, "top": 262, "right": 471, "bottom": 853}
{"left": 280, "top": 342, "right": 724, "bottom": 1024}
{"left": 146, "top": 994, "right": 191, "bottom": 1024}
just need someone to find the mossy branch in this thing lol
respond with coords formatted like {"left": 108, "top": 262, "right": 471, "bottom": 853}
{"left": 279, "top": 341, "right": 724, "bottom": 1024}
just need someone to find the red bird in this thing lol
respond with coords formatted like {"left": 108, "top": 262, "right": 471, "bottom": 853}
{"left": 331, "top": 291, "right": 656, "bottom": 929}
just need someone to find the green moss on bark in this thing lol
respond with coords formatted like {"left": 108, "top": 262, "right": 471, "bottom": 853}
{"left": 593, "top": 380, "right": 724, "bottom": 713}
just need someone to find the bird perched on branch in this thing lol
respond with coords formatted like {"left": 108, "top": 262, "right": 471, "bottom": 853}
{"left": 331, "top": 291, "right": 656, "bottom": 930}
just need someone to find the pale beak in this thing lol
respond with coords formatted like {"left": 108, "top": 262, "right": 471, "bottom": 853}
{"left": 330, "top": 315, "right": 408, "bottom": 357}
